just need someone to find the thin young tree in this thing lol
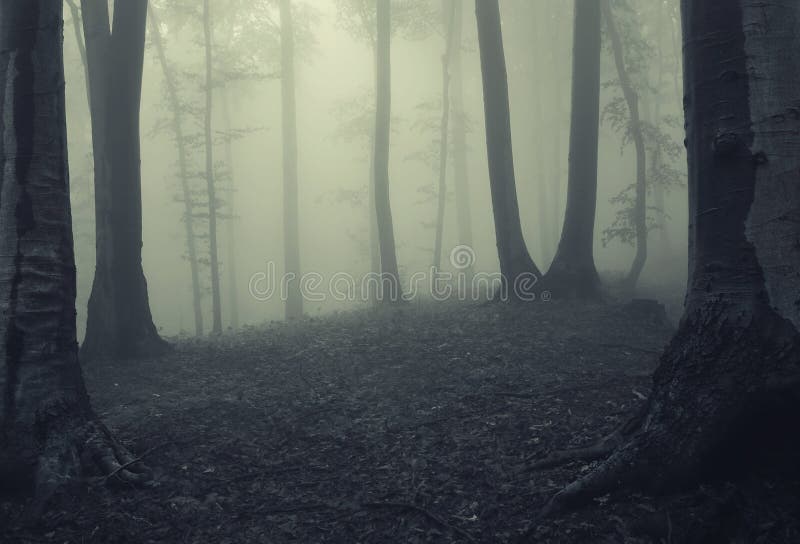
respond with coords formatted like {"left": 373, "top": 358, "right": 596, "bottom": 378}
{"left": 280, "top": 0, "right": 303, "bottom": 319}
{"left": 475, "top": 0, "right": 541, "bottom": 298}
{"left": 81, "top": 0, "right": 169, "bottom": 360}
{"left": 221, "top": 86, "right": 240, "bottom": 329}
{"left": 0, "top": 0, "right": 149, "bottom": 502}
{"left": 545, "top": 0, "right": 602, "bottom": 299}
{"left": 374, "top": 0, "right": 403, "bottom": 301}
{"left": 539, "top": 0, "right": 800, "bottom": 515}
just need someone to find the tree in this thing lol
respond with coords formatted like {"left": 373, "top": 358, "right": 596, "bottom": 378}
{"left": 545, "top": 0, "right": 602, "bottom": 299}
{"left": 539, "top": 0, "right": 800, "bottom": 516}
{"left": 373, "top": 0, "right": 403, "bottom": 301}
{"left": 149, "top": 4, "right": 205, "bottom": 337}
{"left": 280, "top": 0, "right": 303, "bottom": 319}
{"left": 0, "top": 0, "right": 149, "bottom": 502}
{"left": 475, "top": 0, "right": 541, "bottom": 298}
{"left": 81, "top": 0, "right": 169, "bottom": 359}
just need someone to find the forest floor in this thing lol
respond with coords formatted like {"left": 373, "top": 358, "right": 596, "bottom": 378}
{"left": 2, "top": 300, "right": 799, "bottom": 543}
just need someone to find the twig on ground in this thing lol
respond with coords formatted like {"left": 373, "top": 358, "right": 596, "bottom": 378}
{"left": 361, "top": 501, "right": 478, "bottom": 543}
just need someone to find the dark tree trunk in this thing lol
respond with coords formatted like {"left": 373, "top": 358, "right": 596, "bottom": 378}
{"left": 603, "top": 0, "right": 648, "bottom": 291}
{"left": 221, "top": 87, "right": 240, "bottom": 330}
{"left": 203, "top": 0, "right": 222, "bottom": 335}
{"left": 81, "top": 0, "right": 168, "bottom": 360}
{"left": 0, "top": 0, "right": 148, "bottom": 502}
{"left": 475, "top": 0, "right": 541, "bottom": 298}
{"left": 545, "top": 0, "right": 602, "bottom": 299}
{"left": 450, "top": 0, "right": 473, "bottom": 278}
{"left": 432, "top": 0, "right": 456, "bottom": 272}
{"left": 149, "top": 5, "right": 204, "bottom": 337}
{"left": 373, "top": 0, "right": 403, "bottom": 302}
{"left": 542, "top": 0, "right": 800, "bottom": 516}
{"left": 280, "top": 0, "right": 303, "bottom": 320}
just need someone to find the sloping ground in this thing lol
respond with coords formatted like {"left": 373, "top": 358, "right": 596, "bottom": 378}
{"left": 2, "top": 301, "right": 798, "bottom": 543}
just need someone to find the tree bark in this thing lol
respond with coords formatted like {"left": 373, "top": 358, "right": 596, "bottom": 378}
{"left": 373, "top": 0, "right": 403, "bottom": 302}
{"left": 603, "top": 0, "right": 648, "bottom": 291}
{"left": 280, "top": 0, "right": 303, "bottom": 319}
{"left": 81, "top": 0, "right": 168, "bottom": 360}
{"left": 541, "top": 0, "right": 800, "bottom": 516}
{"left": 545, "top": 0, "right": 602, "bottom": 299}
{"left": 0, "top": 0, "right": 149, "bottom": 501}
{"left": 475, "top": 0, "right": 541, "bottom": 299}
{"left": 149, "top": 5, "right": 204, "bottom": 337}
{"left": 203, "top": 0, "right": 222, "bottom": 334}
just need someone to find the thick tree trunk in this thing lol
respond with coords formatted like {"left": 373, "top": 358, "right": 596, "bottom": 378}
{"left": 545, "top": 0, "right": 602, "bottom": 299}
{"left": 280, "top": 0, "right": 303, "bottom": 320}
{"left": 149, "top": 5, "right": 204, "bottom": 337}
{"left": 541, "top": 0, "right": 800, "bottom": 516}
{"left": 0, "top": 1, "right": 148, "bottom": 501}
{"left": 81, "top": 0, "right": 168, "bottom": 360}
{"left": 450, "top": 0, "right": 473, "bottom": 279}
{"left": 373, "top": 0, "right": 403, "bottom": 302}
{"left": 203, "top": 0, "right": 222, "bottom": 334}
{"left": 432, "top": 0, "right": 456, "bottom": 272}
{"left": 221, "top": 87, "right": 240, "bottom": 330}
{"left": 475, "top": 0, "right": 541, "bottom": 299}
{"left": 603, "top": 0, "right": 648, "bottom": 291}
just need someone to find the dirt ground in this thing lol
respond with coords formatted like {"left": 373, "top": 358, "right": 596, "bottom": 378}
{"left": 2, "top": 300, "right": 798, "bottom": 543}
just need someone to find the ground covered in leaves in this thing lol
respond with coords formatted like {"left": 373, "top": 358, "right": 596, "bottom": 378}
{"left": 2, "top": 300, "right": 799, "bottom": 543}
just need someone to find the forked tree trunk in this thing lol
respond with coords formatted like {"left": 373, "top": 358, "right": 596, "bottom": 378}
{"left": 603, "top": 0, "right": 648, "bottom": 291}
{"left": 542, "top": 0, "right": 800, "bottom": 516}
{"left": 203, "top": 0, "right": 222, "bottom": 334}
{"left": 149, "top": 5, "right": 204, "bottom": 337}
{"left": 374, "top": 0, "right": 403, "bottom": 302}
{"left": 221, "top": 87, "right": 240, "bottom": 329}
{"left": 545, "top": 0, "right": 602, "bottom": 299}
{"left": 0, "top": 0, "right": 148, "bottom": 502}
{"left": 280, "top": 0, "right": 303, "bottom": 320}
{"left": 81, "top": 0, "right": 168, "bottom": 360}
{"left": 475, "top": 0, "right": 541, "bottom": 298}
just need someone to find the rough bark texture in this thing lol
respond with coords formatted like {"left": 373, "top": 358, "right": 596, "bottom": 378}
{"left": 0, "top": 1, "right": 148, "bottom": 501}
{"left": 373, "top": 0, "right": 403, "bottom": 302}
{"left": 545, "top": 0, "right": 602, "bottom": 300}
{"left": 81, "top": 0, "right": 168, "bottom": 360}
{"left": 149, "top": 5, "right": 204, "bottom": 337}
{"left": 475, "top": 0, "right": 541, "bottom": 297}
{"left": 203, "top": 0, "right": 222, "bottom": 335}
{"left": 280, "top": 0, "right": 303, "bottom": 320}
{"left": 603, "top": 0, "right": 648, "bottom": 291}
{"left": 541, "top": 0, "right": 800, "bottom": 517}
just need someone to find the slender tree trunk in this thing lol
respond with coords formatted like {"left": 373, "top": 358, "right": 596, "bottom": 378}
{"left": 652, "top": 0, "right": 672, "bottom": 253}
{"left": 0, "top": 0, "right": 149, "bottom": 501}
{"left": 203, "top": 0, "right": 222, "bottom": 334}
{"left": 549, "top": 6, "right": 564, "bottom": 251}
{"left": 543, "top": 0, "right": 800, "bottom": 515}
{"left": 149, "top": 5, "right": 204, "bottom": 337}
{"left": 81, "top": 0, "right": 168, "bottom": 360}
{"left": 475, "top": 0, "right": 541, "bottom": 299}
{"left": 545, "top": 0, "right": 602, "bottom": 299}
{"left": 450, "top": 0, "right": 473, "bottom": 282}
{"left": 280, "top": 0, "right": 303, "bottom": 319}
{"left": 374, "top": 0, "right": 403, "bottom": 302}
{"left": 432, "top": 0, "right": 456, "bottom": 272}
{"left": 221, "top": 87, "right": 240, "bottom": 329}
{"left": 603, "top": 0, "right": 648, "bottom": 291}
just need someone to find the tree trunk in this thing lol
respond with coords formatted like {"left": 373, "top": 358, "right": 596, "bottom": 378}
{"left": 542, "top": 0, "right": 800, "bottom": 516}
{"left": 149, "top": 5, "right": 204, "bottom": 337}
{"left": 203, "top": 0, "right": 222, "bottom": 334}
{"left": 432, "top": 0, "right": 456, "bottom": 272}
{"left": 280, "top": 0, "right": 303, "bottom": 320}
{"left": 475, "top": 0, "right": 541, "bottom": 299}
{"left": 81, "top": 0, "right": 168, "bottom": 360}
{"left": 0, "top": 0, "right": 149, "bottom": 501}
{"left": 373, "top": 0, "right": 403, "bottom": 302}
{"left": 545, "top": 0, "right": 602, "bottom": 299}
{"left": 450, "top": 0, "right": 473, "bottom": 280}
{"left": 221, "top": 86, "right": 240, "bottom": 330}
{"left": 603, "top": 0, "right": 648, "bottom": 291}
